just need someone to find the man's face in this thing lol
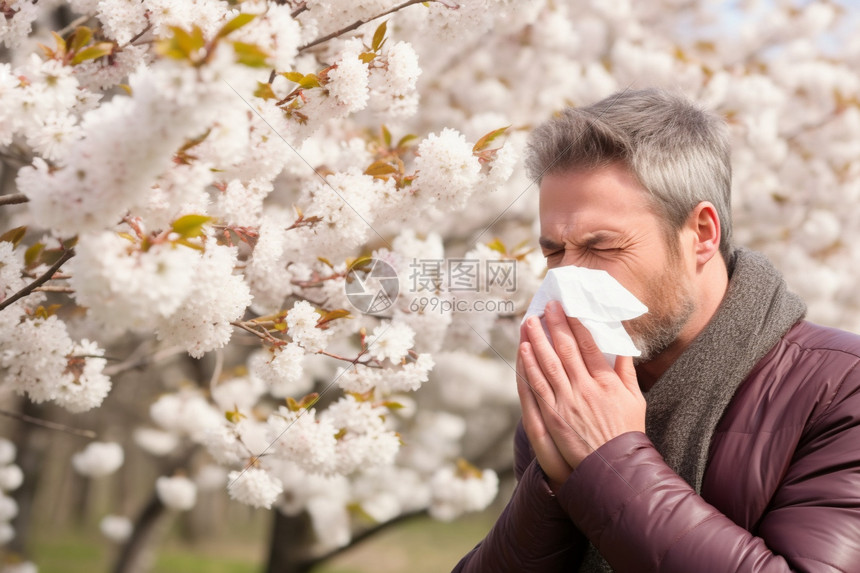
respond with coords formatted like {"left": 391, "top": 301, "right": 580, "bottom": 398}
{"left": 538, "top": 164, "right": 696, "bottom": 363}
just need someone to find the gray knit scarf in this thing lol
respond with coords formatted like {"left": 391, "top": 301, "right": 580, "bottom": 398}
{"left": 579, "top": 248, "right": 806, "bottom": 572}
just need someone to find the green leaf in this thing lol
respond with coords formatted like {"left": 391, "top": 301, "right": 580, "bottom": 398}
{"left": 316, "top": 309, "right": 352, "bottom": 327}
{"left": 225, "top": 407, "right": 246, "bottom": 423}
{"left": 486, "top": 238, "right": 506, "bottom": 255}
{"left": 347, "top": 255, "right": 374, "bottom": 274}
{"left": 176, "top": 129, "right": 211, "bottom": 158}
{"left": 371, "top": 20, "right": 388, "bottom": 52}
{"left": 253, "top": 81, "right": 277, "bottom": 100}
{"left": 0, "top": 226, "right": 26, "bottom": 248}
{"left": 70, "top": 42, "right": 114, "bottom": 65}
{"left": 233, "top": 41, "right": 269, "bottom": 68}
{"left": 281, "top": 71, "right": 305, "bottom": 83}
{"left": 34, "top": 304, "right": 62, "bottom": 320}
{"left": 358, "top": 52, "right": 376, "bottom": 64}
{"left": 69, "top": 26, "right": 93, "bottom": 54}
{"left": 455, "top": 458, "right": 483, "bottom": 479}
{"left": 171, "top": 214, "right": 212, "bottom": 238}
{"left": 177, "top": 25, "right": 206, "bottom": 56}
{"left": 24, "top": 242, "right": 45, "bottom": 268}
{"left": 299, "top": 392, "right": 320, "bottom": 409}
{"left": 472, "top": 125, "right": 510, "bottom": 153}
{"left": 396, "top": 133, "right": 418, "bottom": 149}
{"left": 155, "top": 25, "right": 204, "bottom": 61}
{"left": 216, "top": 13, "right": 256, "bottom": 40}
{"left": 317, "top": 256, "right": 333, "bottom": 268}
{"left": 297, "top": 73, "right": 321, "bottom": 89}
{"left": 364, "top": 160, "right": 397, "bottom": 177}
{"left": 287, "top": 392, "right": 319, "bottom": 411}
{"left": 50, "top": 31, "right": 66, "bottom": 56}
{"left": 381, "top": 125, "right": 392, "bottom": 148}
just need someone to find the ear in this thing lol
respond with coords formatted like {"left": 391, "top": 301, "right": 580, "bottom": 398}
{"left": 687, "top": 201, "right": 721, "bottom": 266}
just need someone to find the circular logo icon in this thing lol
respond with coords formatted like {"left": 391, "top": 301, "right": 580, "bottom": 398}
{"left": 344, "top": 257, "right": 399, "bottom": 315}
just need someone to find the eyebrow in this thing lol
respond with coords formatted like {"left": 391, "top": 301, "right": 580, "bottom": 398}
{"left": 538, "top": 237, "right": 564, "bottom": 252}
{"left": 538, "top": 232, "right": 617, "bottom": 252}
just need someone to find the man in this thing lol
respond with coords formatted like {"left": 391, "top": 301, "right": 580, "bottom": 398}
{"left": 453, "top": 89, "right": 860, "bottom": 572}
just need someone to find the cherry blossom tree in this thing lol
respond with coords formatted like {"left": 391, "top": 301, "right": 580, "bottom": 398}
{"left": 1, "top": 0, "right": 858, "bottom": 571}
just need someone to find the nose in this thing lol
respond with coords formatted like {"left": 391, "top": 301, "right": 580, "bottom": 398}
{"left": 559, "top": 250, "right": 580, "bottom": 268}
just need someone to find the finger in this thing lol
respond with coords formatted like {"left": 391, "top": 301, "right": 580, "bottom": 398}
{"left": 516, "top": 355, "right": 572, "bottom": 488}
{"left": 543, "top": 301, "right": 591, "bottom": 381}
{"left": 516, "top": 350, "right": 555, "bottom": 447}
{"left": 518, "top": 340, "right": 556, "bottom": 405}
{"left": 519, "top": 319, "right": 530, "bottom": 345}
{"left": 516, "top": 353, "right": 545, "bottom": 436}
{"left": 565, "top": 316, "right": 615, "bottom": 377}
{"left": 523, "top": 315, "right": 573, "bottom": 402}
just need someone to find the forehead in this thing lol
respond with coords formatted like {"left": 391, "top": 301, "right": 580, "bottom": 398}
{"left": 538, "top": 165, "right": 658, "bottom": 236}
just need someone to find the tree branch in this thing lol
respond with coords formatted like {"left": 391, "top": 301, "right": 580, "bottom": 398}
{"left": 291, "top": 1, "right": 308, "bottom": 18}
{"left": 33, "top": 285, "right": 74, "bottom": 294}
{"left": 0, "top": 407, "right": 97, "bottom": 439}
{"left": 56, "top": 14, "right": 92, "bottom": 38}
{"left": 0, "top": 248, "right": 75, "bottom": 312}
{"left": 0, "top": 193, "right": 28, "bottom": 207}
{"left": 103, "top": 345, "right": 184, "bottom": 377}
{"left": 298, "top": 0, "right": 448, "bottom": 52}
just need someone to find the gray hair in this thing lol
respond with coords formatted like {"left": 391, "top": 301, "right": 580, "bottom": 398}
{"left": 526, "top": 88, "right": 733, "bottom": 261}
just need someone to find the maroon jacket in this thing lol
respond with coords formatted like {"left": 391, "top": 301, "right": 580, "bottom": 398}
{"left": 453, "top": 321, "right": 860, "bottom": 572}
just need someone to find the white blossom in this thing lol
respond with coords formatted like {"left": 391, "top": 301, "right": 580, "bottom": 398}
{"left": 306, "top": 496, "right": 351, "bottom": 551}
{"left": 0, "top": 441, "right": 15, "bottom": 467}
{"left": 0, "top": 495, "right": 18, "bottom": 521}
{"left": 327, "top": 44, "right": 370, "bottom": 113}
{"left": 429, "top": 465, "right": 498, "bottom": 521}
{"left": 366, "top": 322, "right": 415, "bottom": 363}
{"left": 100, "top": 515, "right": 133, "bottom": 543}
{"left": 211, "top": 374, "right": 267, "bottom": 413}
{"left": 286, "top": 300, "right": 331, "bottom": 353}
{"left": 133, "top": 428, "right": 179, "bottom": 457}
{"left": 195, "top": 464, "right": 228, "bottom": 491}
{"left": 1, "top": 316, "right": 111, "bottom": 413}
{"left": 0, "top": 0, "right": 40, "bottom": 49}
{"left": 155, "top": 242, "right": 252, "bottom": 358}
{"left": 0, "top": 522, "right": 14, "bottom": 545}
{"left": 72, "top": 442, "right": 124, "bottom": 477}
{"left": 248, "top": 345, "right": 310, "bottom": 399}
{"left": 156, "top": 476, "right": 197, "bottom": 511}
{"left": 266, "top": 406, "right": 338, "bottom": 475}
{"left": 226, "top": 469, "right": 283, "bottom": 509}
{"left": 0, "top": 465, "right": 24, "bottom": 492}
{"left": 414, "top": 129, "right": 482, "bottom": 210}
{"left": 150, "top": 390, "right": 222, "bottom": 442}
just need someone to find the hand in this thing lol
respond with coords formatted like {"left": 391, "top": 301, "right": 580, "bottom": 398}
{"left": 518, "top": 301, "right": 646, "bottom": 473}
{"left": 516, "top": 347, "right": 573, "bottom": 492}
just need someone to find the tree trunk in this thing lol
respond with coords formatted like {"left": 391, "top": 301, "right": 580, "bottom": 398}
{"left": 265, "top": 510, "right": 317, "bottom": 573}
{"left": 111, "top": 492, "right": 165, "bottom": 573}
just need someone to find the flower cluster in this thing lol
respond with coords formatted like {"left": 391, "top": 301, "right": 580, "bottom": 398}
{"left": 0, "top": 439, "right": 24, "bottom": 546}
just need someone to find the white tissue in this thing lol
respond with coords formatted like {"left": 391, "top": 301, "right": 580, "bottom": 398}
{"left": 523, "top": 266, "right": 648, "bottom": 365}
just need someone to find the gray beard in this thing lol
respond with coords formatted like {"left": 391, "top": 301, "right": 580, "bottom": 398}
{"left": 629, "top": 295, "right": 696, "bottom": 364}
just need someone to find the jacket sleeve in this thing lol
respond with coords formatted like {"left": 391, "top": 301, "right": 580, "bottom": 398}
{"left": 560, "top": 375, "right": 860, "bottom": 573}
{"left": 451, "top": 421, "right": 586, "bottom": 572}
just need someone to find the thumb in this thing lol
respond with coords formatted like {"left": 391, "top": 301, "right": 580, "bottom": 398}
{"left": 614, "top": 354, "right": 640, "bottom": 395}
